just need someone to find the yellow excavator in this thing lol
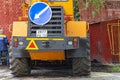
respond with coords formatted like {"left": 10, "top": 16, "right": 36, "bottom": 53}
{"left": 10, "top": 0, "right": 91, "bottom": 76}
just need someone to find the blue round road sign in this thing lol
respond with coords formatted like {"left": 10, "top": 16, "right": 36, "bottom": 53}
{"left": 29, "top": 2, "right": 52, "bottom": 25}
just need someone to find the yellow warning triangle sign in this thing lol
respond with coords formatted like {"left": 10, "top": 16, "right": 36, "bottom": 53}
{"left": 26, "top": 40, "right": 39, "bottom": 50}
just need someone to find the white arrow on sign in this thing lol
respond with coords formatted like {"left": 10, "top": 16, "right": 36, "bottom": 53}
{"left": 34, "top": 6, "right": 49, "bottom": 19}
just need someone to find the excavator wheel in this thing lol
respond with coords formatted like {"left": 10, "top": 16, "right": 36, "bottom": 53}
{"left": 72, "top": 57, "right": 91, "bottom": 76}
{"left": 10, "top": 57, "right": 31, "bottom": 77}
{"left": 72, "top": 37, "right": 91, "bottom": 76}
{"left": 9, "top": 42, "right": 31, "bottom": 77}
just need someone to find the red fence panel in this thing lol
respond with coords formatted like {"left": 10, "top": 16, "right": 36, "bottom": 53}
{"left": 0, "top": 0, "right": 22, "bottom": 41}
{"left": 90, "top": 19, "right": 120, "bottom": 63}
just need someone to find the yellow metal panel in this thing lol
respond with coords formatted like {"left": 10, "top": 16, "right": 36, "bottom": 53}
{"left": 12, "top": 21, "right": 28, "bottom": 37}
{"left": 22, "top": 4, "right": 29, "bottom": 17}
{"left": 29, "top": 51, "right": 65, "bottom": 60}
{"left": 47, "top": 0, "right": 74, "bottom": 16}
{"left": 31, "top": 0, "right": 40, "bottom": 5}
{"left": 66, "top": 21, "right": 88, "bottom": 38}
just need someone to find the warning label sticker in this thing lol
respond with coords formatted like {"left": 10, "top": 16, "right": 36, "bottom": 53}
{"left": 26, "top": 40, "right": 39, "bottom": 50}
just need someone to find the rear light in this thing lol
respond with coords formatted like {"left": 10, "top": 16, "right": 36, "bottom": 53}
{"left": 64, "top": 16, "right": 71, "bottom": 21}
{"left": 13, "top": 38, "right": 18, "bottom": 47}
{"left": 73, "top": 38, "right": 78, "bottom": 47}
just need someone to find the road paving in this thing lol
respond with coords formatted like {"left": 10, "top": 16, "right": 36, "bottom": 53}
{"left": 0, "top": 66, "right": 120, "bottom": 80}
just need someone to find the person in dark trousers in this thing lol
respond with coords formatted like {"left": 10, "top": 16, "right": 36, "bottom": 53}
{"left": 0, "top": 29, "right": 9, "bottom": 65}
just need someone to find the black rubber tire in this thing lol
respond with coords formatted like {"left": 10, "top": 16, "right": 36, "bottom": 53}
{"left": 9, "top": 41, "right": 31, "bottom": 77}
{"left": 72, "top": 37, "right": 91, "bottom": 76}
{"left": 72, "top": 57, "right": 91, "bottom": 76}
{"left": 10, "top": 58, "right": 31, "bottom": 77}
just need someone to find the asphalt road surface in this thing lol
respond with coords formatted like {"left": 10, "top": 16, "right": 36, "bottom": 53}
{"left": 0, "top": 66, "right": 120, "bottom": 80}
